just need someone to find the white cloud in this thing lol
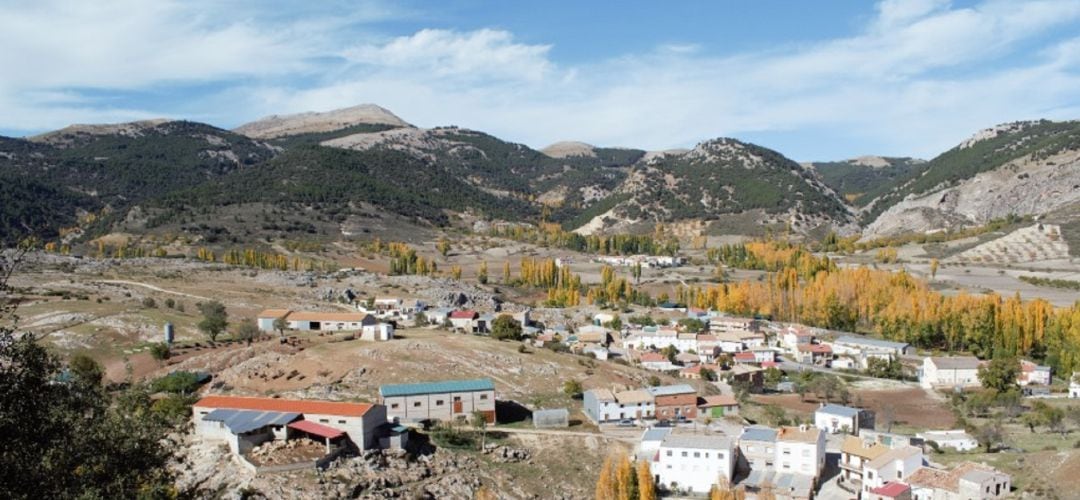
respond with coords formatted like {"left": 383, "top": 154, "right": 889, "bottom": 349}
{"left": 343, "top": 29, "right": 554, "bottom": 82}
{"left": 3, "top": 0, "right": 1080, "bottom": 160}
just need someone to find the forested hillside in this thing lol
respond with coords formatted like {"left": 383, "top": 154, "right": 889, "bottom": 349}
{"left": 810, "top": 157, "right": 926, "bottom": 207}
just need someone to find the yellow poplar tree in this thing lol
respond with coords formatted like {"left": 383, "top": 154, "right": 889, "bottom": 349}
{"left": 595, "top": 455, "right": 615, "bottom": 500}
{"left": 636, "top": 460, "right": 655, "bottom": 500}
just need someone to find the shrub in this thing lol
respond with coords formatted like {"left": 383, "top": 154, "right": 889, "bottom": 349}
{"left": 164, "top": 298, "right": 176, "bottom": 309}
{"left": 141, "top": 297, "right": 156, "bottom": 308}
{"left": 148, "top": 342, "right": 170, "bottom": 360}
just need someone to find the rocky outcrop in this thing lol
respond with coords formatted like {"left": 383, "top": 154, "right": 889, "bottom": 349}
{"left": 862, "top": 149, "right": 1080, "bottom": 238}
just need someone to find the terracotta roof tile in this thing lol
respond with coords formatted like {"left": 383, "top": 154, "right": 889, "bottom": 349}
{"left": 195, "top": 395, "right": 374, "bottom": 417}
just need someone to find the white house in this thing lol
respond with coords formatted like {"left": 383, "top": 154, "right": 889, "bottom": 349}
{"left": 1018, "top": 360, "right": 1052, "bottom": 386}
{"left": 815, "top": 404, "right": 872, "bottom": 434}
{"left": 919, "top": 356, "right": 982, "bottom": 389}
{"left": 583, "top": 388, "right": 655, "bottom": 423}
{"left": 750, "top": 347, "right": 777, "bottom": 363}
{"left": 775, "top": 425, "right": 827, "bottom": 479}
{"left": 739, "top": 426, "right": 778, "bottom": 470}
{"left": 1071, "top": 372, "right": 1080, "bottom": 398}
{"left": 908, "top": 462, "right": 1011, "bottom": 499}
{"left": 839, "top": 436, "right": 890, "bottom": 487}
{"left": 637, "top": 427, "right": 673, "bottom": 460}
{"left": 192, "top": 395, "right": 387, "bottom": 455}
{"left": 655, "top": 434, "right": 736, "bottom": 494}
{"left": 782, "top": 327, "right": 815, "bottom": 350}
{"left": 861, "top": 446, "right": 923, "bottom": 495}
{"left": 917, "top": 430, "right": 978, "bottom": 452}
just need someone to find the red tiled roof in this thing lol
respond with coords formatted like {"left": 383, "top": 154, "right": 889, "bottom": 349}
{"left": 640, "top": 352, "right": 667, "bottom": 362}
{"left": 798, "top": 343, "right": 832, "bottom": 353}
{"left": 734, "top": 352, "right": 756, "bottom": 360}
{"left": 682, "top": 364, "right": 702, "bottom": 374}
{"left": 450, "top": 310, "right": 478, "bottom": 319}
{"left": 194, "top": 395, "right": 373, "bottom": 417}
{"left": 288, "top": 419, "right": 345, "bottom": 439}
{"left": 286, "top": 311, "right": 369, "bottom": 322}
{"left": 870, "top": 482, "right": 910, "bottom": 497}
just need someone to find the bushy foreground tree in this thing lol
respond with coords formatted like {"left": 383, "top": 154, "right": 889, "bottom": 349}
{"left": 0, "top": 252, "right": 177, "bottom": 499}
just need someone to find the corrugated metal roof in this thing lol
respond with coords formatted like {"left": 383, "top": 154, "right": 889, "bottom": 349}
{"left": 288, "top": 419, "right": 345, "bottom": 439}
{"left": 835, "top": 335, "right": 909, "bottom": 350}
{"left": 203, "top": 408, "right": 300, "bottom": 434}
{"left": 740, "top": 426, "right": 778, "bottom": 443}
{"left": 661, "top": 434, "right": 731, "bottom": 450}
{"left": 645, "top": 384, "right": 695, "bottom": 397}
{"left": 818, "top": 404, "right": 861, "bottom": 418}
{"left": 641, "top": 427, "right": 673, "bottom": 442}
{"left": 379, "top": 378, "right": 494, "bottom": 397}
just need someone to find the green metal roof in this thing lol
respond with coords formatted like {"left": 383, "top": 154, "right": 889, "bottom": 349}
{"left": 379, "top": 378, "right": 495, "bottom": 398}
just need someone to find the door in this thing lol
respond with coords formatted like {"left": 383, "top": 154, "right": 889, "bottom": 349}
{"left": 453, "top": 401, "right": 463, "bottom": 413}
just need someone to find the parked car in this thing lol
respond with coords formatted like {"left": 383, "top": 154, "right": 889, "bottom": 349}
{"left": 617, "top": 419, "right": 635, "bottom": 427}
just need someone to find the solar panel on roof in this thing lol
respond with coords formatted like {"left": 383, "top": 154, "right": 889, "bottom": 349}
{"left": 203, "top": 408, "right": 300, "bottom": 434}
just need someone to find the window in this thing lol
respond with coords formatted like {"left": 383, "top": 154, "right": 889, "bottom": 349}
{"left": 693, "top": 452, "right": 700, "bottom": 458}
{"left": 718, "top": 452, "right": 725, "bottom": 460}
{"left": 338, "top": 420, "right": 346, "bottom": 424}
{"left": 391, "top": 403, "right": 399, "bottom": 409}
{"left": 897, "top": 471, "right": 902, "bottom": 479}
{"left": 199, "top": 411, "right": 208, "bottom": 415}
{"left": 454, "top": 396, "right": 461, "bottom": 402}
{"left": 666, "top": 451, "right": 672, "bottom": 457}
{"left": 480, "top": 394, "right": 488, "bottom": 400}
{"left": 681, "top": 451, "right": 688, "bottom": 457}
{"left": 436, "top": 400, "right": 444, "bottom": 406}
{"left": 413, "top": 402, "right": 421, "bottom": 407}
{"left": 867, "top": 471, "right": 874, "bottom": 479}
{"left": 319, "top": 419, "right": 329, "bottom": 423}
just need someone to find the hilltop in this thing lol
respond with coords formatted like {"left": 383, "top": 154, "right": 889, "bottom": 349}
{"left": 234, "top": 104, "right": 412, "bottom": 139}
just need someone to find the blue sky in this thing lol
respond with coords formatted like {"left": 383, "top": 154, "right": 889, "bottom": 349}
{"left": 2, "top": 0, "right": 1080, "bottom": 160}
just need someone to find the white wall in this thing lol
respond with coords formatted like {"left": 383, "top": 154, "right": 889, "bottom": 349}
{"left": 656, "top": 444, "right": 735, "bottom": 494}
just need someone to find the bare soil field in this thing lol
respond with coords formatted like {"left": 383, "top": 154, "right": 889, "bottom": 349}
{"left": 751, "top": 387, "right": 955, "bottom": 429}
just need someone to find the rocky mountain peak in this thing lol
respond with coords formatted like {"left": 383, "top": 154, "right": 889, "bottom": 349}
{"left": 234, "top": 104, "right": 412, "bottom": 139}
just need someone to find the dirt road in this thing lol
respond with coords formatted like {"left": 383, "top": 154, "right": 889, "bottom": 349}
{"left": 96, "top": 279, "right": 211, "bottom": 301}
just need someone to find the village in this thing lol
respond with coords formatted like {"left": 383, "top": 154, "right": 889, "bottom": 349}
{"left": 161, "top": 284, "right": 1068, "bottom": 500}
{"left": 8, "top": 231, "right": 1080, "bottom": 499}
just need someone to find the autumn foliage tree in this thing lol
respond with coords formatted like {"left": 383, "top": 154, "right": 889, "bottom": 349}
{"left": 596, "top": 452, "right": 653, "bottom": 500}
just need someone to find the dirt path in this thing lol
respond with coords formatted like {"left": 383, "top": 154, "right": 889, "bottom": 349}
{"left": 96, "top": 280, "right": 211, "bottom": 301}
{"left": 492, "top": 426, "right": 637, "bottom": 443}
